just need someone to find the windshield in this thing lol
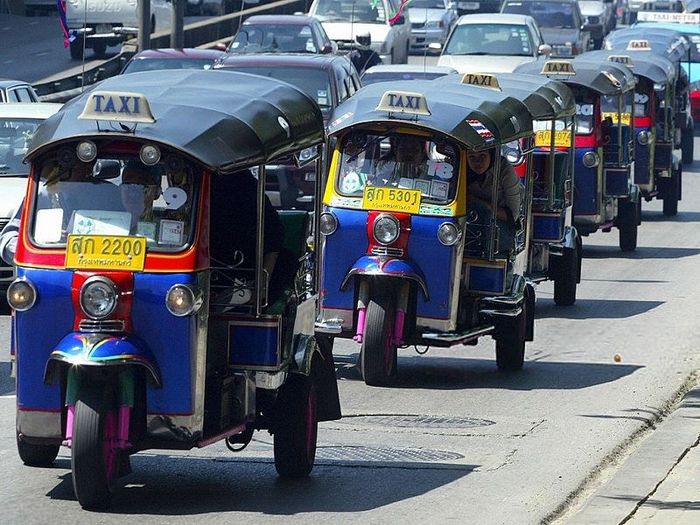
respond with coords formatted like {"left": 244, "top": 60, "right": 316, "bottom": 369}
{"left": 314, "top": 0, "right": 387, "bottom": 23}
{"left": 0, "top": 118, "right": 43, "bottom": 176}
{"left": 684, "top": 34, "right": 700, "bottom": 62}
{"left": 409, "top": 0, "right": 447, "bottom": 8}
{"left": 362, "top": 71, "right": 451, "bottom": 84}
{"left": 228, "top": 24, "right": 319, "bottom": 53}
{"left": 445, "top": 24, "right": 534, "bottom": 56}
{"left": 336, "top": 132, "right": 459, "bottom": 204}
{"left": 503, "top": 1, "right": 577, "bottom": 29}
{"left": 30, "top": 152, "right": 197, "bottom": 252}
{"left": 122, "top": 58, "right": 215, "bottom": 74}
{"left": 572, "top": 88, "right": 595, "bottom": 134}
{"left": 232, "top": 66, "right": 334, "bottom": 111}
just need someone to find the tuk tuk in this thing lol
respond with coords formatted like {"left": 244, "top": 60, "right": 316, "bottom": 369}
{"left": 442, "top": 72, "right": 580, "bottom": 305}
{"left": 315, "top": 80, "right": 537, "bottom": 386}
{"left": 516, "top": 59, "right": 640, "bottom": 252}
{"left": 577, "top": 50, "right": 680, "bottom": 215}
{"left": 10, "top": 70, "right": 341, "bottom": 508}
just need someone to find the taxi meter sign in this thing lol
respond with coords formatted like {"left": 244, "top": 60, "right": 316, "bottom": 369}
{"left": 627, "top": 40, "right": 652, "bottom": 51}
{"left": 376, "top": 91, "right": 431, "bottom": 116}
{"left": 79, "top": 91, "right": 156, "bottom": 124}
{"left": 541, "top": 61, "right": 576, "bottom": 76}
{"left": 461, "top": 73, "right": 502, "bottom": 91}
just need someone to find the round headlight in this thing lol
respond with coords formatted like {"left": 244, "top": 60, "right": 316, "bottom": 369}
{"left": 7, "top": 279, "right": 37, "bottom": 311}
{"left": 637, "top": 130, "right": 650, "bottom": 145}
{"left": 139, "top": 144, "right": 161, "bottom": 166}
{"left": 373, "top": 214, "right": 400, "bottom": 245}
{"left": 80, "top": 277, "right": 118, "bottom": 319}
{"left": 437, "top": 222, "right": 461, "bottom": 246}
{"left": 582, "top": 151, "right": 600, "bottom": 168}
{"left": 166, "top": 284, "right": 203, "bottom": 317}
{"left": 319, "top": 212, "right": 338, "bottom": 236}
{"left": 76, "top": 141, "right": 97, "bottom": 163}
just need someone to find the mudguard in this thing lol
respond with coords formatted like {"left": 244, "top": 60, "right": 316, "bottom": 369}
{"left": 45, "top": 332, "right": 161, "bottom": 387}
{"left": 340, "top": 255, "right": 429, "bottom": 300}
{"left": 292, "top": 334, "right": 341, "bottom": 421}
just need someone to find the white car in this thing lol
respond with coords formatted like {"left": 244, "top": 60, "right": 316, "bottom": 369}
{"left": 0, "top": 103, "right": 63, "bottom": 290}
{"left": 407, "top": 0, "right": 459, "bottom": 52}
{"left": 309, "top": 0, "right": 411, "bottom": 64}
{"left": 436, "top": 13, "right": 550, "bottom": 73}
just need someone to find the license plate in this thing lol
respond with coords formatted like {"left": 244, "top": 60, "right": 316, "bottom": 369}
{"left": 535, "top": 129, "right": 572, "bottom": 147}
{"left": 602, "top": 112, "right": 631, "bottom": 125}
{"left": 458, "top": 2, "right": 480, "bottom": 9}
{"left": 362, "top": 186, "right": 421, "bottom": 214}
{"left": 65, "top": 235, "right": 147, "bottom": 272}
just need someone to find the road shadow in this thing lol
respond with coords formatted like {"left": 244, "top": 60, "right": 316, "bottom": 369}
{"left": 582, "top": 244, "right": 700, "bottom": 260}
{"left": 334, "top": 353, "right": 642, "bottom": 391}
{"left": 47, "top": 453, "right": 474, "bottom": 515}
{"left": 608, "top": 495, "right": 700, "bottom": 511}
{"left": 641, "top": 211, "right": 700, "bottom": 223}
{"left": 0, "top": 361, "right": 15, "bottom": 396}
{"left": 535, "top": 298, "right": 663, "bottom": 320}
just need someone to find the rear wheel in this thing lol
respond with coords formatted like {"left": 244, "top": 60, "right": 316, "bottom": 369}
{"left": 682, "top": 122, "right": 695, "bottom": 165}
{"left": 554, "top": 246, "right": 578, "bottom": 306}
{"left": 71, "top": 383, "right": 118, "bottom": 510}
{"left": 92, "top": 41, "right": 107, "bottom": 59}
{"left": 16, "top": 432, "right": 59, "bottom": 467}
{"left": 618, "top": 200, "right": 638, "bottom": 252}
{"left": 663, "top": 168, "right": 680, "bottom": 216}
{"left": 69, "top": 37, "right": 84, "bottom": 60}
{"left": 495, "top": 304, "right": 526, "bottom": 371}
{"left": 361, "top": 290, "right": 397, "bottom": 386}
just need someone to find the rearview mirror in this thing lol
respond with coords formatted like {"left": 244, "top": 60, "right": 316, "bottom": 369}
{"left": 93, "top": 160, "right": 121, "bottom": 180}
{"left": 294, "top": 146, "right": 321, "bottom": 168}
{"left": 428, "top": 42, "right": 442, "bottom": 52}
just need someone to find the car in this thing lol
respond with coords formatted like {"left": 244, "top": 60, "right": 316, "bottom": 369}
{"left": 455, "top": 0, "right": 504, "bottom": 16}
{"left": 214, "top": 54, "right": 361, "bottom": 208}
{"left": 407, "top": 0, "right": 459, "bottom": 53}
{"left": 361, "top": 64, "right": 458, "bottom": 84}
{"left": 501, "top": 0, "right": 591, "bottom": 57}
{"left": 308, "top": 0, "right": 411, "bottom": 64}
{"left": 226, "top": 14, "right": 337, "bottom": 54}
{"left": 435, "top": 14, "right": 550, "bottom": 73}
{"left": 120, "top": 48, "right": 224, "bottom": 74}
{"left": 578, "top": 0, "right": 614, "bottom": 49}
{"left": 0, "top": 79, "right": 40, "bottom": 103}
{"left": 0, "top": 102, "right": 63, "bottom": 295}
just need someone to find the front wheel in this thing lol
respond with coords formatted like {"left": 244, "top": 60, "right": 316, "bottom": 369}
{"left": 69, "top": 37, "right": 84, "bottom": 60}
{"left": 682, "top": 123, "right": 695, "bottom": 165}
{"left": 360, "top": 290, "right": 397, "bottom": 386}
{"left": 553, "top": 246, "right": 579, "bottom": 306}
{"left": 92, "top": 41, "right": 107, "bottom": 59}
{"left": 17, "top": 432, "right": 59, "bottom": 467}
{"left": 663, "top": 168, "right": 680, "bottom": 216}
{"left": 71, "top": 383, "right": 118, "bottom": 509}
{"left": 618, "top": 200, "right": 638, "bottom": 252}
{"left": 495, "top": 305, "right": 526, "bottom": 371}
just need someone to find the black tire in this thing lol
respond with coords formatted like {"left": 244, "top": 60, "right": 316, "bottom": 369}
{"left": 663, "top": 168, "right": 679, "bottom": 216}
{"left": 554, "top": 247, "right": 578, "bottom": 306}
{"left": 17, "top": 432, "right": 59, "bottom": 467}
{"left": 71, "top": 383, "right": 117, "bottom": 510}
{"left": 360, "top": 291, "right": 397, "bottom": 386}
{"left": 682, "top": 123, "right": 694, "bottom": 165}
{"left": 495, "top": 306, "right": 526, "bottom": 371}
{"left": 92, "top": 41, "right": 107, "bottom": 59}
{"left": 618, "top": 200, "right": 638, "bottom": 252}
{"left": 274, "top": 369, "right": 318, "bottom": 478}
{"left": 69, "top": 38, "right": 84, "bottom": 60}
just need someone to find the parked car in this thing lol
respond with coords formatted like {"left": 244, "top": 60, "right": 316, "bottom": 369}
{"left": 361, "top": 64, "right": 457, "bottom": 84}
{"left": 501, "top": 0, "right": 591, "bottom": 57}
{"left": 226, "top": 14, "right": 336, "bottom": 54}
{"left": 308, "top": 0, "right": 411, "bottom": 64}
{"left": 0, "top": 102, "right": 63, "bottom": 295}
{"left": 215, "top": 54, "right": 361, "bottom": 208}
{"left": 120, "top": 48, "right": 224, "bottom": 74}
{"left": 455, "top": 0, "right": 504, "bottom": 16}
{"left": 407, "top": 0, "right": 459, "bottom": 53}
{"left": 0, "top": 80, "right": 39, "bottom": 104}
{"left": 578, "top": 0, "right": 614, "bottom": 49}
{"left": 436, "top": 14, "right": 550, "bottom": 73}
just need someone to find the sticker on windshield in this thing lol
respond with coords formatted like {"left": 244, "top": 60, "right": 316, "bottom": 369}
{"left": 430, "top": 180, "right": 449, "bottom": 200}
{"left": 231, "top": 42, "right": 240, "bottom": 48}
{"left": 428, "top": 161, "right": 453, "bottom": 180}
{"left": 163, "top": 187, "right": 187, "bottom": 210}
{"left": 576, "top": 104, "right": 594, "bottom": 116}
{"left": 317, "top": 89, "right": 328, "bottom": 105}
{"left": 159, "top": 219, "right": 184, "bottom": 245}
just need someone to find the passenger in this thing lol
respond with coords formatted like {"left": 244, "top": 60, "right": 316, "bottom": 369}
{"left": 119, "top": 160, "right": 162, "bottom": 230}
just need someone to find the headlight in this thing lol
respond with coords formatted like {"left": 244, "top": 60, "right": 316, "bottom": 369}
{"left": 319, "top": 212, "right": 338, "bottom": 236}
{"left": 637, "top": 130, "right": 650, "bottom": 145}
{"left": 80, "top": 276, "right": 118, "bottom": 319}
{"left": 166, "top": 284, "right": 203, "bottom": 317}
{"left": 373, "top": 214, "right": 400, "bottom": 245}
{"left": 7, "top": 279, "right": 36, "bottom": 311}
{"left": 582, "top": 151, "right": 600, "bottom": 168}
{"left": 437, "top": 222, "right": 461, "bottom": 246}
{"left": 140, "top": 144, "right": 161, "bottom": 166}
{"left": 76, "top": 140, "right": 97, "bottom": 163}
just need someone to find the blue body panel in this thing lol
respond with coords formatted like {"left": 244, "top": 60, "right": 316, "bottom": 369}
{"left": 635, "top": 136, "right": 651, "bottom": 187}
{"left": 229, "top": 320, "right": 280, "bottom": 368}
{"left": 573, "top": 149, "right": 599, "bottom": 216}
{"left": 533, "top": 214, "right": 564, "bottom": 242}
{"left": 605, "top": 168, "right": 630, "bottom": 197}
{"left": 468, "top": 265, "right": 505, "bottom": 295}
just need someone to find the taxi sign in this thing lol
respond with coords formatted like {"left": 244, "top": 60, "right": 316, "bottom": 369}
{"left": 609, "top": 55, "right": 633, "bottom": 67}
{"left": 626, "top": 40, "right": 652, "bottom": 51}
{"left": 376, "top": 91, "right": 431, "bottom": 116}
{"left": 637, "top": 11, "right": 700, "bottom": 24}
{"left": 362, "top": 186, "right": 422, "bottom": 214}
{"left": 460, "top": 73, "right": 501, "bottom": 91}
{"left": 602, "top": 112, "right": 631, "bottom": 126}
{"left": 65, "top": 234, "right": 147, "bottom": 271}
{"left": 79, "top": 91, "right": 156, "bottom": 124}
{"left": 535, "top": 129, "right": 572, "bottom": 147}
{"left": 541, "top": 61, "right": 576, "bottom": 76}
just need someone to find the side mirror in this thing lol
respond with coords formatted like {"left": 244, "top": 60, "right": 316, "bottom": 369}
{"left": 294, "top": 146, "right": 321, "bottom": 168}
{"left": 538, "top": 44, "right": 552, "bottom": 56}
{"left": 215, "top": 42, "right": 228, "bottom": 51}
{"left": 320, "top": 42, "right": 334, "bottom": 53}
{"left": 428, "top": 42, "right": 442, "bottom": 52}
{"left": 392, "top": 15, "right": 406, "bottom": 25}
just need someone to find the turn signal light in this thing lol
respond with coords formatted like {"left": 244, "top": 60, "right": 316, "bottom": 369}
{"left": 7, "top": 279, "right": 37, "bottom": 311}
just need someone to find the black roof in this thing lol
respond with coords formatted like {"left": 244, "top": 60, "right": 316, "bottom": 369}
{"left": 26, "top": 70, "right": 324, "bottom": 173}
{"left": 575, "top": 50, "right": 676, "bottom": 85}
{"left": 327, "top": 80, "right": 534, "bottom": 149}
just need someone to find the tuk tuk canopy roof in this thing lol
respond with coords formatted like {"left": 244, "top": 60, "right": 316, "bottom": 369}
{"left": 326, "top": 80, "right": 534, "bottom": 149}
{"left": 605, "top": 28, "right": 691, "bottom": 64}
{"left": 26, "top": 70, "right": 325, "bottom": 173}
{"left": 574, "top": 50, "right": 676, "bottom": 85}
{"left": 514, "top": 59, "right": 634, "bottom": 96}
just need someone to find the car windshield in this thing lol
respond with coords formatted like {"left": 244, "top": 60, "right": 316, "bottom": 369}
{"left": 30, "top": 153, "right": 197, "bottom": 252}
{"left": 683, "top": 34, "right": 700, "bottom": 62}
{"left": 503, "top": 1, "right": 577, "bottom": 29}
{"left": 122, "top": 58, "right": 215, "bottom": 73}
{"left": 0, "top": 118, "right": 43, "bottom": 176}
{"left": 336, "top": 132, "right": 459, "bottom": 204}
{"left": 445, "top": 24, "right": 534, "bottom": 56}
{"left": 409, "top": 0, "right": 446, "bottom": 8}
{"left": 228, "top": 24, "right": 319, "bottom": 53}
{"left": 361, "top": 71, "right": 451, "bottom": 84}
{"left": 314, "top": 0, "right": 387, "bottom": 23}
{"left": 232, "top": 66, "right": 334, "bottom": 111}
